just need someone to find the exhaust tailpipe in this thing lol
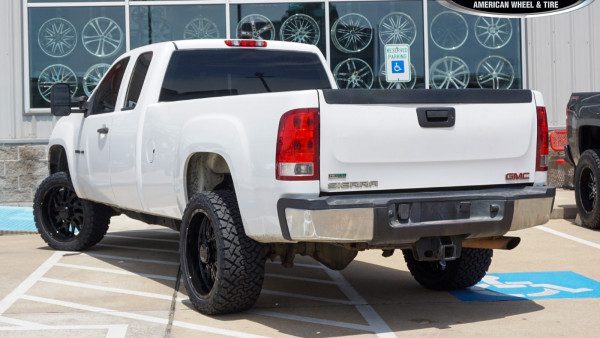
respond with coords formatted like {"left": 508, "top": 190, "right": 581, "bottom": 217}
{"left": 462, "top": 236, "right": 521, "bottom": 250}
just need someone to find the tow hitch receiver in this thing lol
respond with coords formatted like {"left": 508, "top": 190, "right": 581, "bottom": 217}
{"left": 412, "top": 236, "right": 462, "bottom": 262}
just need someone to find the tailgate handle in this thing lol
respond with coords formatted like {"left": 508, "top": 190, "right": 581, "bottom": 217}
{"left": 417, "top": 108, "right": 455, "bottom": 128}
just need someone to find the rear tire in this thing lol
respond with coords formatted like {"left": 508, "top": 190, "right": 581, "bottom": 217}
{"left": 403, "top": 248, "right": 492, "bottom": 290}
{"left": 33, "top": 172, "right": 111, "bottom": 251}
{"left": 575, "top": 149, "right": 600, "bottom": 229}
{"left": 180, "top": 191, "right": 265, "bottom": 315}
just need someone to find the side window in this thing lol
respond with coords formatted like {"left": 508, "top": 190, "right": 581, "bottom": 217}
{"left": 91, "top": 57, "right": 129, "bottom": 115}
{"left": 124, "top": 52, "right": 153, "bottom": 110}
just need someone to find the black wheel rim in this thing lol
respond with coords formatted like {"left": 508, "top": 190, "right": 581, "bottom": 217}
{"left": 186, "top": 211, "right": 217, "bottom": 296}
{"left": 41, "top": 184, "right": 84, "bottom": 241}
{"left": 580, "top": 167, "right": 597, "bottom": 213}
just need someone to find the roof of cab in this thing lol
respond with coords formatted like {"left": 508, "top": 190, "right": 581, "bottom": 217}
{"left": 169, "top": 39, "right": 321, "bottom": 53}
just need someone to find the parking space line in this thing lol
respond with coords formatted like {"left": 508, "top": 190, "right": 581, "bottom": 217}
{"left": 84, "top": 253, "right": 179, "bottom": 266}
{"left": 322, "top": 268, "right": 396, "bottom": 338}
{"left": 248, "top": 309, "right": 373, "bottom": 332}
{"left": 0, "top": 251, "right": 64, "bottom": 314}
{"left": 0, "top": 324, "right": 129, "bottom": 338}
{"left": 22, "top": 295, "right": 267, "bottom": 338}
{"left": 264, "top": 273, "right": 338, "bottom": 285}
{"left": 537, "top": 226, "right": 600, "bottom": 250}
{"left": 105, "top": 234, "right": 179, "bottom": 244}
{"left": 54, "top": 263, "right": 177, "bottom": 282}
{"left": 260, "top": 289, "right": 355, "bottom": 305}
{"left": 0, "top": 315, "right": 48, "bottom": 328}
{"left": 39, "top": 278, "right": 173, "bottom": 300}
{"left": 96, "top": 244, "right": 179, "bottom": 254}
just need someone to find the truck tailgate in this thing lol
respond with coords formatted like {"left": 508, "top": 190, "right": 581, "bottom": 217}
{"left": 318, "top": 89, "right": 539, "bottom": 192}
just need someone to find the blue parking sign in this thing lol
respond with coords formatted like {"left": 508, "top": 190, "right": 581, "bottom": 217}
{"left": 451, "top": 271, "right": 600, "bottom": 302}
{"left": 391, "top": 60, "right": 405, "bottom": 74}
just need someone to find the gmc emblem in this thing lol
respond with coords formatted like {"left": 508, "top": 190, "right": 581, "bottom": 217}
{"left": 505, "top": 172, "right": 530, "bottom": 181}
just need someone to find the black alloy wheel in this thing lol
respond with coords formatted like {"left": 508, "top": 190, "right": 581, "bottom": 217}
{"left": 575, "top": 149, "right": 600, "bottom": 229}
{"left": 186, "top": 210, "right": 218, "bottom": 296}
{"left": 34, "top": 172, "right": 111, "bottom": 251}
{"left": 41, "top": 184, "right": 84, "bottom": 241}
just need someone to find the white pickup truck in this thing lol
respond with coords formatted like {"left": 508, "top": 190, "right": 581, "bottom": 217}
{"left": 36, "top": 39, "right": 555, "bottom": 315}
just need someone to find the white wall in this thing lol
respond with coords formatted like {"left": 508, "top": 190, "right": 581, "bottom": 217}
{"left": 526, "top": 0, "right": 600, "bottom": 128}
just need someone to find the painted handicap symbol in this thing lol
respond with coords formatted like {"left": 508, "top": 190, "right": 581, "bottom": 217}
{"left": 391, "top": 60, "right": 404, "bottom": 74}
{"left": 474, "top": 275, "right": 592, "bottom": 298}
{"left": 450, "top": 271, "right": 600, "bottom": 301}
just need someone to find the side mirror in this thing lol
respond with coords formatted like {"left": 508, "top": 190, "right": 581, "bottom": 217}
{"left": 50, "top": 83, "right": 72, "bottom": 116}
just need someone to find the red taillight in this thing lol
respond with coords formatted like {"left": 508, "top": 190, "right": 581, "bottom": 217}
{"left": 224, "top": 39, "right": 267, "bottom": 47}
{"left": 536, "top": 106, "right": 549, "bottom": 172}
{"left": 276, "top": 108, "right": 319, "bottom": 181}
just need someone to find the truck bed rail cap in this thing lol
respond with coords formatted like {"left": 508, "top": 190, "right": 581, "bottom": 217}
{"left": 321, "top": 89, "right": 533, "bottom": 105}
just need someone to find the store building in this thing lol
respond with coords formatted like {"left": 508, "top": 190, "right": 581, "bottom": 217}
{"left": 1, "top": 0, "right": 599, "bottom": 203}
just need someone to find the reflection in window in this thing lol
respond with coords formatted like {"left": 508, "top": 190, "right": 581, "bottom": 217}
{"left": 129, "top": 5, "right": 225, "bottom": 48}
{"left": 328, "top": 1, "right": 425, "bottom": 89}
{"left": 427, "top": 0, "right": 521, "bottom": 89}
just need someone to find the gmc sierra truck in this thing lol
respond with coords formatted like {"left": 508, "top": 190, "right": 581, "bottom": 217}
{"left": 566, "top": 92, "right": 600, "bottom": 229}
{"left": 36, "top": 39, "right": 555, "bottom": 315}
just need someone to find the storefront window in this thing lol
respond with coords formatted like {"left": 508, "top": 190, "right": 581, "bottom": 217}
{"left": 129, "top": 5, "right": 226, "bottom": 48}
{"left": 427, "top": 0, "right": 522, "bottom": 89}
{"left": 28, "top": 6, "right": 126, "bottom": 108}
{"left": 24, "top": 1, "right": 524, "bottom": 111}
{"left": 329, "top": 1, "right": 425, "bottom": 89}
{"left": 230, "top": 3, "right": 327, "bottom": 56}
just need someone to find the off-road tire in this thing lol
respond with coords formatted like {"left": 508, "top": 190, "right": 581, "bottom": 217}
{"left": 33, "top": 172, "right": 111, "bottom": 251}
{"left": 180, "top": 191, "right": 265, "bottom": 315}
{"left": 575, "top": 149, "right": 600, "bottom": 229}
{"left": 403, "top": 248, "right": 493, "bottom": 290}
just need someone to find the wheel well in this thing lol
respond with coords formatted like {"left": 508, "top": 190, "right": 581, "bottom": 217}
{"left": 185, "top": 153, "right": 232, "bottom": 201}
{"left": 579, "top": 126, "right": 600, "bottom": 154}
{"left": 48, "top": 145, "right": 69, "bottom": 175}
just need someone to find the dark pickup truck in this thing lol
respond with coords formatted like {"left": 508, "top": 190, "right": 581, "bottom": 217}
{"left": 566, "top": 92, "right": 600, "bottom": 229}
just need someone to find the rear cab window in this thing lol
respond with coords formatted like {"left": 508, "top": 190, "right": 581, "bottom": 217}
{"left": 159, "top": 49, "right": 332, "bottom": 102}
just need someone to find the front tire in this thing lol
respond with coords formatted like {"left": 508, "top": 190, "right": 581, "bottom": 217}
{"left": 180, "top": 191, "right": 265, "bottom": 315}
{"left": 575, "top": 149, "right": 600, "bottom": 229}
{"left": 403, "top": 248, "right": 492, "bottom": 290}
{"left": 33, "top": 172, "right": 111, "bottom": 251}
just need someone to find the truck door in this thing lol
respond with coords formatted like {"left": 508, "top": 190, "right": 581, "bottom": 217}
{"left": 75, "top": 57, "right": 129, "bottom": 204}
{"left": 109, "top": 51, "right": 154, "bottom": 212}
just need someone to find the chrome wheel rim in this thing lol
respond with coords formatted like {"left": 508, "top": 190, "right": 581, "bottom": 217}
{"left": 477, "top": 56, "right": 514, "bottom": 89}
{"left": 378, "top": 12, "right": 417, "bottom": 46}
{"left": 82, "top": 17, "right": 123, "bottom": 57}
{"left": 82, "top": 63, "right": 110, "bottom": 96}
{"left": 333, "top": 58, "right": 374, "bottom": 88}
{"left": 280, "top": 14, "right": 320, "bottom": 45}
{"left": 236, "top": 14, "right": 275, "bottom": 41}
{"left": 38, "top": 64, "right": 77, "bottom": 103}
{"left": 331, "top": 13, "right": 373, "bottom": 53}
{"left": 475, "top": 17, "right": 513, "bottom": 49}
{"left": 430, "top": 11, "right": 468, "bottom": 50}
{"left": 430, "top": 56, "right": 470, "bottom": 89}
{"left": 183, "top": 17, "right": 219, "bottom": 39}
{"left": 38, "top": 18, "right": 77, "bottom": 57}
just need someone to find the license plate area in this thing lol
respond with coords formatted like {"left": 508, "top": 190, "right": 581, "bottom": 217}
{"left": 388, "top": 200, "right": 505, "bottom": 227}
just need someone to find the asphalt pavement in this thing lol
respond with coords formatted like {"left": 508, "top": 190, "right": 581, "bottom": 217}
{"left": 0, "top": 191, "right": 599, "bottom": 337}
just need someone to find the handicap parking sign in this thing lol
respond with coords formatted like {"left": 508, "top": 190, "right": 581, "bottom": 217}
{"left": 451, "top": 271, "right": 600, "bottom": 301}
{"left": 391, "top": 60, "right": 405, "bottom": 74}
{"left": 385, "top": 44, "right": 410, "bottom": 82}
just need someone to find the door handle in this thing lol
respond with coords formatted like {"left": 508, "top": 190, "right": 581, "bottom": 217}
{"left": 97, "top": 126, "right": 109, "bottom": 134}
{"left": 417, "top": 108, "right": 456, "bottom": 128}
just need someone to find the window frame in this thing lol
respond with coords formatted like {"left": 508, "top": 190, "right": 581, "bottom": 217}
{"left": 22, "top": 0, "right": 528, "bottom": 114}
{"left": 88, "top": 56, "right": 130, "bottom": 116}
{"left": 123, "top": 51, "right": 153, "bottom": 110}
